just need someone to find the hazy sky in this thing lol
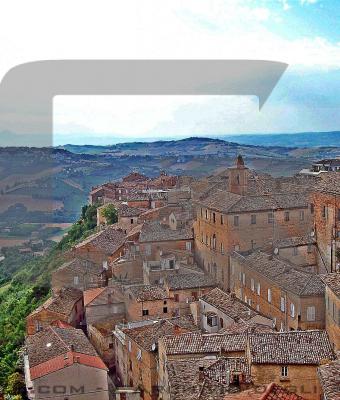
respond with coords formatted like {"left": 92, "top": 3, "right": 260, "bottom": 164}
{"left": 0, "top": 0, "right": 339, "bottom": 143}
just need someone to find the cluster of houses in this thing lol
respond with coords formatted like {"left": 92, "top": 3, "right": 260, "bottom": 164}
{"left": 23, "top": 160, "right": 340, "bottom": 400}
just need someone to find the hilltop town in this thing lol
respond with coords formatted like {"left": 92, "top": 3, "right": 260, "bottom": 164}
{"left": 23, "top": 156, "right": 340, "bottom": 400}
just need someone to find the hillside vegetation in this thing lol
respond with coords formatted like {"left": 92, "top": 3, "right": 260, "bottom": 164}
{"left": 0, "top": 203, "right": 100, "bottom": 397}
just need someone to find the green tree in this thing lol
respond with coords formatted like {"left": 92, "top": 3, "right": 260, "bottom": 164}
{"left": 101, "top": 204, "right": 118, "bottom": 225}
{"left": 5, "top": 372, "right": 26, "bottom": 398}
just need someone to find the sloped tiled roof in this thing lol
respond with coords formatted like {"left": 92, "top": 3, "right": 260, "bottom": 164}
{"left": 200, "top": 288, "right": 266, "bottom": 322}
{"left": 139, "top": 221, "right": 193, "bottom": 242}
{"left": 249, "top": 331, "right": 335, "bottom": 365}
{"left": 161, "top": 332, "right": 246, "bottom": 355}
{"left": 166, "top": 358, "right": 231, "bottom": 400}
{"left": 118, "top": 204, "right": 146, "bottom": 217}
{"left": 84, "top": 287, "right": 106, "bottom": 306}
{"left": 29, "top": 287, "right": 83, "bottom": 318}
{"left": 128, "top": 284, "right": 168, "bottom": 302}
{"left": 261, "top": 383, "right": 306, "bottom": 400}
{"left": 317, "top": 359, "right": 340, "bottom": 400}
{"left": 220, "top": 321, "right": 274, "bottom": 335}
{"left": 203, "top": 357, "right": 251, "bottom": 385}
{"left": 75, "top": 225, "right": 126, "bottom": 255}
{"left": 166, "top": 273, "right": 216, "bottom": 290}
{"left": 273, "top": 235, "right": 315, "bottom": 249}
{"left": 124, "top": 318, "right": 196, "bottom": 352}
{"left": 26, "top": 326, "right": 102, "bottom": 370}
{"left": 320, "top": 273, "right": 340, "bottom": 298}
{"left": 232, "top": 251, "right": 325, "bottom": 296}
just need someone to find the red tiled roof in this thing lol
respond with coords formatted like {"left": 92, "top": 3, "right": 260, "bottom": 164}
{"left": 30, "top": 351, "right": 107, "bottom": 380}
{"left": 50, "top": 320, "right": 74, "bottom": 329}
{"left": 84, "top": 287, "right": 106, "bottom": 306}
{"left": 260, "top": 382, "right": 306, "bottom": 400}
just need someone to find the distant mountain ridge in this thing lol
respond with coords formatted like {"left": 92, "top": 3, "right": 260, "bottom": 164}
{"left": 1, "top": 130, "right": 340, "bottom": 148}
{"left": 221, "top": 131, "right": 340, "bottom": 148}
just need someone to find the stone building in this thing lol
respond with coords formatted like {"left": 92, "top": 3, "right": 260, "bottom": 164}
{"left": 113, "top": 317, "right": 197, "bottom": 400}
{"left": 158, "top": 331, "right": 247, "bottom": 400}
{"left": 194, "top": 156, "right": 314, "bottom": 290}
{"left": 271, "top": 235, "right": 317, "bottom": 271}
{"left": 124, "top": 285, "right": 175, "bottom": 321}
{"left": 320, "top": 273, "right": 340, "bottom": 351}
{"left": 198, "top": 287, "right": 273, "bottom": 333}
{"left": 24, "top": 326, "right": 109, "bottom": 400}
{"left": 317, "top": 358, "right": 340, "bottom": 400}
{"left": 72, "top": 225, "right": 126, "bottom": 265}
{"left": 26, "top": 287, "right": 84, "bottom": 335}
{"left": 160, "top": 357, "right": 251, "bottom": 400}
{"left": 230, "top": 251, "right": 325, "bottom": 331}
{"left": 248, "top": 330, "right": 336, "bottom": 400}
{"left": 164, "top": 273, "right": 216, "bottom": 316}
{"left": 84, "top": 286, "right": 126, "bottom": 326}
{"left": 88, "top": 317, "right": 120, "bottom": 368}
{"left": 311, "top": 173, "right": 340, "bottom": 273}
{"left": 139, "top": 220, "right": 194, "bottom": 259}
{"left": 52, "top": 258, "right": 108, "bottom": 292}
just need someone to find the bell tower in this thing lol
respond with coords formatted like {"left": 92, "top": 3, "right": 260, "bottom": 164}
{"left": 227, "top": 155, "right": 249, "bottom": 195}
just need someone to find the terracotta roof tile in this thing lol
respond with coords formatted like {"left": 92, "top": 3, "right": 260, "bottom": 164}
{"left": 161, "top": 332, "right": 246, "bottom": 355}
{"left": 166, "top": 273, "right": 216, "bottom": 290}
{"left": 320, "top": 273, "right": 340, "bottom": 298}
{"left": 84, "top": 287, "right": 106, "bottom": 306}
{"left": 26, "top": 326, "right": 100, "bottom": 368}
{"left": 249, "top": 331, "right": 335, "bottom": 365}
{"left": 317, "top": 359, "right": 340, "bottom": 400}
{"left": 260, "top": 382, "right": 307, "bottom": 400}
{"left": 75, "top": 225, "right": 126, "bottom": 255}
{"left": 128, "top": 284, "right": 168, "bottom": 302}
{"left": 29, "top": 287, "right": 83, "bottom": 318}
{"left": 30, "top": 351, "right": 107, "bottom": 379}
{"left": 201, "top": 288, "right": 269, "bottom": 323}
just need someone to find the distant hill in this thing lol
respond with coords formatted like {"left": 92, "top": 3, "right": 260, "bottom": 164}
{"left": 221, "top": 131, "right": 340, "bottom": 148}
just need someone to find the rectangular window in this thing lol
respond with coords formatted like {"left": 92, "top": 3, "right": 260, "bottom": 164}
{"left": 145, "top": 244, "right": 151, "bottom": 255}
{"left": 174, "top": 294, "right": 179, "bottom": 302}
{"left": 251, "top": 278, "right": 255, "bottom": 292}
{"left": 201, "top": 208, "right": 203, "bottom": 217}
{"left": 322, "top": 206, "right": 327, "bottom": 219}
{"left": 251, "top": 214, "right": 256, "bottom": 225}
{"left": 207, "top": 315, "right": 217, "bottom": 327}
{"left": 73, "top": 276, "right": 79, "bottom": 285}
{"left": 290, "top": 303, "right": 295, "bottom": 318}
{"left": 268, "top": 288, "right": 272, "bottom": 303}
{"left": 213, "top": 212, "right": 216, "bottom": 223}
{"left": 186, "top": 241, "right": 192, "bottom": 251}
{"left": 268, "top": 212, "right": 274, "bottom": 224}
{"left": 299, "top": 210, "right": 304, "bottom": 221}
{"left": 310, "top": 203, "right": 314, "bottom": 214}
{"left": 257, "top": 282, "right": 261, "bottom": 296}
{"left": 220, "top": 243, "right": 224, "bottom": 254}
{"left": 131, "top": 218, "right": 134, "bottom": 224}
{"left": 284, "top": 212, "right": 290, "bottom": 222}
{"left": 337, "top": 208, "right": 340, "bottom": 221}
{"left": 142, "top": 309, "right": 149, "bottom": 316}
{"left": 307, "top": 306, "right": 315, "bottom": 321}
{"left": 280, "top": 296, "right": 285, "bottom": 312}
{"left": 281, "top": 366, "right": 288, "bottom": 377}
{"left": 234, "top": 215, "right": 239, "bottom": 226}
{"left": 251, "top": 240, "right": 256, "bottom": 249}
{"left": 221, "top": 215, "right": 224, "bottom": 225}
{"left": 242, "top": 273, "right": 246, "bottom": 285}
{"left": 163, "top": 307, "right": 168, "bottom": 314}
{"left": 293, "top": 247, "right": 298, "bottom": 256}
